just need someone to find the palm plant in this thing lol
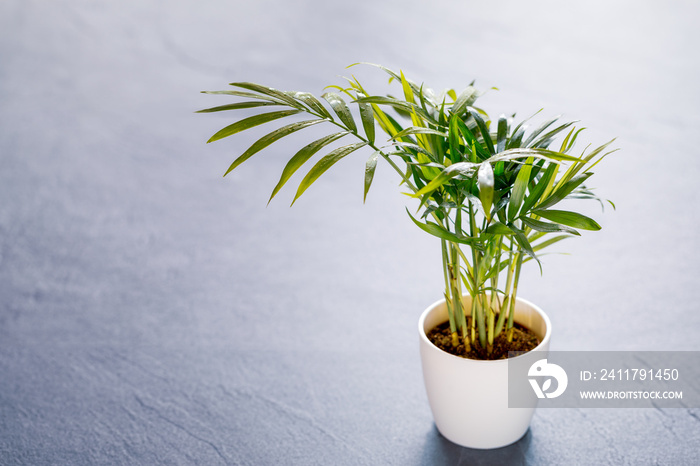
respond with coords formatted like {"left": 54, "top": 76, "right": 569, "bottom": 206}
{"left": 198, "top": 64, "right": 615, "bottom": 358}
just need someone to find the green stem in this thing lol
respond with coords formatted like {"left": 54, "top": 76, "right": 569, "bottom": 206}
{"left": 486, "top": 293, "right": 494, "bottom": 354}
{"left": 487, "top": 237, "right": 503, "bottom": 351}
{"left": 450, "top": 242, "right": 469, "bottom": 350}
{"left": 467, "top": 201, "right": 486, "bottom": 349}
{"left": 490, "top": 237, "right": 502, "bottom": 312}
{"left": 441, "top": 239, "right": 459, "bottom": 347}
{"left": 507, "top": 252, "right": 524, "bottom": 342}
{"left": 495, "top": 239, "right": 515, "bottom": 336}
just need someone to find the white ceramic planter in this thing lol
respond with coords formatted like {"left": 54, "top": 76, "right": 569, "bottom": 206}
{"left": 418, "top": 295, "right": 551, "bottom": 449}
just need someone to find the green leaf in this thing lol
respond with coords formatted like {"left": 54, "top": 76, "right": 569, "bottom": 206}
{"left": 556, "top": 140, "right": 615, "bottom": 187}
{"left": 391, "top": 127, "right": 448, "bottom": 140}
{"left": 520, "top": 162, "right": 557, "bottom": 215}
{"left": 355, "top": 96, "right": 436, "bottom": 124}
{"left": 484, "top": 222, "right": 511, "bottom": 234}
{"left": 269, "top": 132, "right": 349, "bottom": 203}
{"left": 350, "top": 63, "right": 427, "bottom": 102}
{"left": 230, "top": 82, "right": 304, "bottom": 108}
{"left": 487, "top": 148, "right": 583, "bottom": 163}
{"left": 293, "top": 142, "right": 367, "bottom": 204}
{"left": 522, "top": 116, "right": 559, "bottom": 147}
{"left": 207, "top": 109, "right": 301, "bottom": 144}
{"left": 451, "top": 87, "right": 478, "bottom": 116}
{"left": 390, "top": 142, "right": 437, "bottom": 161}
{"left": 407, "top": 161, "right": 445, "bottom": 169}
{"left": 356, "top": 93, "right": 375, "bottom": 144}
{"left": 412, "top": 162, "right": 478, "bottom": 197}
{"left": 373, "top": 108, "right": 406, "bottom": 141}
{"left": 400, "top": 70, "right": 415, "bottom": 103}
{"left": 507, "top": 157, "right": 533, "bottom": 221}
{"left": 507, "top": 109, "right": 541, "bottom": 146}
{"left": 323, "top": 92, "right": 357, "bottom": 132}
{"left": 478, "top": 162, "right": 494, "bottom": 221}
{"left": 364, "top": 150, "right": 380, "bottom": 202}
{"left": 564, "top": 127, "right": 586, "bottom": 153}
{"left": 417, "top": 84, "right": 433, "bottom": 118}
{"left": 387, "top": 96, "right": 413, "bottom": 119}
{"left": 454, "top": 117, "right": 489, "bottom": 160}
{"left": 532, "top": 209, "right": 601, "bottom": 230}
{"left": 223, "top": 119, "right": 324, "bottom": 176}
{"left": 448, "top": 115, "right": 462, "bottom": 163}
{"left": 196, "top": 101, "right": 281, "bottom": 113}
{"left": 532, "top": 234, "right": 569, "bottom": 252}
{"left": 530, "top": 121, "right": 576, "bottom": 148}
{"left": 496, "top": 115, "right": 508, "bottom": 153}
{"left": 290, "top": 92, "right": 332, "bottom": 119}
{"left": 507, "top": 125, "right": 526, "bottom": 149}
{"left": 520, "top": 216, "right": 580, "bottom": 235}
{"left": 537, "top": 172, "right": 592, "bottom": 210}
{"left": 406, "top": 209, "right": 479, "bottom": 246}
{"left": 527, "top": 229, "right": 547, "bottom": 243}
{"left": 324, "top": 84, "right": 350, "bottom": 94}
{"left": 559, "top": 126, "right": 576, "bottom": 152}
{"left": 468, "top": 108, "right": 495, "bottom": 155}
{"left": 510, "top": 224, "right": 540, "bottom": 265}
{"left": 201, "top": 90, "right": 282, "bottom": 102}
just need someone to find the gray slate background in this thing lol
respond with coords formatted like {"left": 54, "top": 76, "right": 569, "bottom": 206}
{"left": 1, "top": 0, "right": 699, "bottom": 464}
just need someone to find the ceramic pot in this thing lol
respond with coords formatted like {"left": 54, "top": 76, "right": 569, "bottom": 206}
{"left": 418, "top": 295, "right": 551, "bottom": 449}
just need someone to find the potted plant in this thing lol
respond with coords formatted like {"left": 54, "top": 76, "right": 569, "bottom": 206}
{"left": 198, "top": 64, "right": 615, "bottom": 449}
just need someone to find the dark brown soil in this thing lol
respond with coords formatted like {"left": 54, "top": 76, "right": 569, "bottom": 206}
{"left": 427, "top": 319, "right": 540, "bottom": 360}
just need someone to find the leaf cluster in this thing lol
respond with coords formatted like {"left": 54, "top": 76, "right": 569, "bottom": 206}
{"left": 198, "top": 64, "right": 616, "bottom": 352}
{"left": 198, "top": 64, "right": 614, "bottom": 259}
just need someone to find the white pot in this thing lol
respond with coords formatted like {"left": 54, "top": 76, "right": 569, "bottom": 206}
{"left": 418, "top": 295, "right": 551, "bottom": 449}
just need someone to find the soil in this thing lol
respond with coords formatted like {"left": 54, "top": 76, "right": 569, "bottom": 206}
{"left": 427, "top": 319, "right": 540, "bottom": 360}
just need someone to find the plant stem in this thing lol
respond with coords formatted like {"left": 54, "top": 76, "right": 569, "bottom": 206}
{"left": 451, "top": 207, "right": 470, "bottom": 349}
{"left": 495, "top": 239, "right": 515, "bottom": 336}
{"left": 467, "top": 201, "right": 486, "bottom": 349}
{"left": 487, "top": 237, "right": 502, "bottom": 350}
{"left": 441, "top": 239, "right": 459, "bottom": 347}
{"left": 450, "top": 242, "right": 469, "bottom": 351}
{"left": 507, "top": 252, "right": 524, "bottom": 342}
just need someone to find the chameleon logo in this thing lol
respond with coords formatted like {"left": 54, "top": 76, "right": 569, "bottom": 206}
{"left": 528, "top": 358, "right": 568, "bottom": 399}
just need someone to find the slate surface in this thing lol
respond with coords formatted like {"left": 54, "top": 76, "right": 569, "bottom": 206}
{"left": 1, "top": 1, "right": 699, "bottom": 464}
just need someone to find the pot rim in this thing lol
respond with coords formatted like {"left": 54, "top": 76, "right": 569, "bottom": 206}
{"left": 418, "top": 294, "right": 552, "bottom": 364}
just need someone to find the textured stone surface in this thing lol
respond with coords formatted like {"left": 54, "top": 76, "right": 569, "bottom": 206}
{"left": 1, "top": 0, "right": 699, "bottom": 464}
